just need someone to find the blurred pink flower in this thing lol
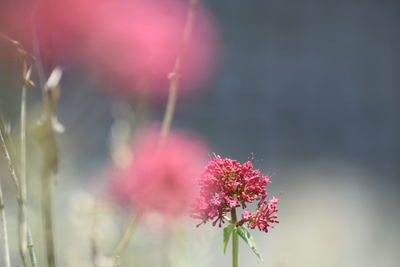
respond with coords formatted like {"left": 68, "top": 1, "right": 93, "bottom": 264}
{"left": 0, "top": 0, "right": 220, "bottom": 100}
{"left": 83, "top": 0, "right": 220, "bottom": 100}
{"left": 0, "top": 0, "right": 96, "bottom": 61}
{"left": 111, "top": 127, "right": 210, "bottom": 218}
{"left": 191, "top": 156, "right": 279, "bottom": 232}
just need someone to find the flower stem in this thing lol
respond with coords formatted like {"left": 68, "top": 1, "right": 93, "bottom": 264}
{"left": 33, "top": 68, "right": 64, "bottom": 267}
{"left": 0, "top": 116, "right": 20, "bottom": 193}
{"left": 42, "top": 171, "right": 56, "bottom": 267}
{"left": 160, "top": 0, "right": 199, "bottom": 142}
{"left": 27, "top": 230, "right": 38, "bottom": 267}
{"left": 231, "top": 209, "right": 239, "bottom": 267}
{"left": 112, "top": 214, "right": 141, "bottom": 265}
{"left": 0, "top": 114, "right": 37, "bottom": 267}
{"left": 0, "top": 179, "right": 12, "bottom": 267}
{"left": 1, "top": 32, "right": 38, "bottom": 267}
{"left": 18, "top": 60, "right": 30, "bottom": 267}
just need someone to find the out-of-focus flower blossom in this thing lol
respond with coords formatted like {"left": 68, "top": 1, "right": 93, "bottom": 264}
{"left": 191, "top": 156, "right": 279, "bottom": 232}
{"left": 0, "top": 0, "right": 220, "bottom": 100}
{"left": 83, "top": 0, "right": 220, "bottom": 100}
{"left": 111, "top": 127, "right": 209, "bottom": 218}
{"left": 0, "top": 0, "right": 96, "bottom": 61}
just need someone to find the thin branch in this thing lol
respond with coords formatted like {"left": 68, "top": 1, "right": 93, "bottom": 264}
{"left": 0, "top": 116, "right": 20, "bottom": 193}
{"left": 223, "top": 216, "right": 233, "bottom": 224}
{"left": 160, "top": 0, "right": 199, "bottom": 142}
{"left": 111, "top": 213, "right": 141, "bottom": 265}
{"left": 27, "top": 230, "right": 38, "bottom": 267}
{"left": 0, "top": 115, "right": 38, "bottom": 267}
{"left": 18, "top": 60, "right": 31, "bottom": 267}
{"left": 0, "top": 32, "right": 36, "bottom": 61}
{"left": 0, "top": 178, "right": 12, "bottom": 267}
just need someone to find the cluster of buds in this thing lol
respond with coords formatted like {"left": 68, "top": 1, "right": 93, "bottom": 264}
{"left": 239, "top": 196, "right": 279, "bottom": 232}
{"left": 191, "top": 156, "right": 279, "bottom": 232}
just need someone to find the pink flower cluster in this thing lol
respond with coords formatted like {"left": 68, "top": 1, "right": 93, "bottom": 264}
{"left": 112, "top": 128, "right": 209, "bottom": 218}
{"left": 240, "top": 196, "right": 279, "bottom": 232}
{"left": 191, "top": 156, "right": 279, "bottom": 232}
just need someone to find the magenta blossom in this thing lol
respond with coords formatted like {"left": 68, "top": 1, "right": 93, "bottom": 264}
{"left": 0, "top": 0, "right": 220, "bottom": 100}
{"left": 191, "top": 156, "right": 279, "bottom": 232}
{"left": 111, "top": 128, "right": 209, "bottom": 218}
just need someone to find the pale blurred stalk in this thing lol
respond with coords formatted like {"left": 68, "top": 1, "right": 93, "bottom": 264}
{"left": 18, "top": 60, "right": 30, "bottom": 267}
{"left": 0, "top": 178, "right": 11, "bottom": 267}
{"left": 160, "top": 0, "right": 199, "bottom": 142}
{"left": 111, "top": 214, "right": 141, "bottom": 265}
{"left": 33, "top": 68, "right": 63, "bottom": 267}
{"left": 0, "top": 32, "right": 39, "bottom": 267}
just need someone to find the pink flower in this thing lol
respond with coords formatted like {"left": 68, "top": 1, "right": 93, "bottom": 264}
{"left": 83, "top": 0, "right": 220, "bottom": 100}
{"left": 191, "top": 156, "right": 279, "bottom": 232}
{"left": 112, "top": 127, "right": 209, "bottom": 218}
{"left": 245, "top": 197, "right": 279, "bottom": 232}
{"left": 228, "top": 198, "right": 239, "bottom": 208}
{"left": 0, "top": 0, "right": 220, "bottom": 100}
{"left": 241, "top": 210, "right": 251, "bottom": 220}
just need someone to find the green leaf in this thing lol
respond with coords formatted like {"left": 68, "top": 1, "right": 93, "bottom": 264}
{"left": 223, "top": 224, "right": 235, "bottom": 253}
{"left": 237, "top": 226, "right": 264, "bottom": 261}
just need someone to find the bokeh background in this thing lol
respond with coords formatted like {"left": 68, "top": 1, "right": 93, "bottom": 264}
{"left": 1, "top": 0, "right": 399, "bottom": 266}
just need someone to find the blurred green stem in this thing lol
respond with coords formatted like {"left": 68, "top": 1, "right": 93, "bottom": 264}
{"left": 42, "top": 171, "right": 56, "bottom": 267}
{"left": 0, "top": 178, "right": 12, "bottom": 267}
{"left": 34, "top": 68, "right": 63, "bottom": 267}
{"left": 160, "top": 0, "right": 199, "bottom": 142}
{"left": 112, "top": 214, "right": 141, "bottom": 265}
{"left": 0, "top": 32, "right": 38, "bottom": 267}
{"left": 1, "top": 117, "right": 38, "bottom": 267}
{"left": 0, "top": 116, "right": 20, "bottom": 192}
{"left": 231, "top": 209, "right": 239, "bottom": 267}
{"left": 18, "top": 60, "right": 30, "bottom": 267}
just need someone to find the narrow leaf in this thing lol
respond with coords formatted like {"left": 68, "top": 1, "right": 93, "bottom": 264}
{"left": 223, "top": 224, "right": 235, "bottom": 253}
{"left": 237, "top": 226, "right": 264, "bottom": 261}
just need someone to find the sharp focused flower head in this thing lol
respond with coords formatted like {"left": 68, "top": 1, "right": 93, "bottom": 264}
{"left": 191, "top": 156, "right": 279, "bottom": 232}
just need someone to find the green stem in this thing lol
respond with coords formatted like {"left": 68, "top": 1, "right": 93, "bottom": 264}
{"left": 0, "top": 179, "right": 12, "bottom": 267}
{"left": 27, "top": 229, "right": 38, "bottom": 267}
{"left": 18, "top": 61, "right": 29, "bottom": 267}
{"left": 231, "top": 209, "right": 239, "bottom": 267}
{"left": 0, "top": 117, "right": 20, "bottom": 192}
{"left": 160, "top": 75, "right": 178, "bottom": 142}
{"left": 34, "top": 68, "right": 63, "bottom": 267}
{"left": 1, "top": 34, "right": 38, "bottom": 267}
{"left": 42, "top": 171, "right": 56, "bottom": 267}
{"left": 112, "top": 214, "right": 141, "bottom": 264}
{"left": 1, "top": 116, "right": 38, "bottom": 267}
{"left": 160, "top": 0, "right": 198, "bottom": 142}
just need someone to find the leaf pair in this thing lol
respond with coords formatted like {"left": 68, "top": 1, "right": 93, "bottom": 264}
{"left": 223, "top": 224, "right": 263, "bottom": 261}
